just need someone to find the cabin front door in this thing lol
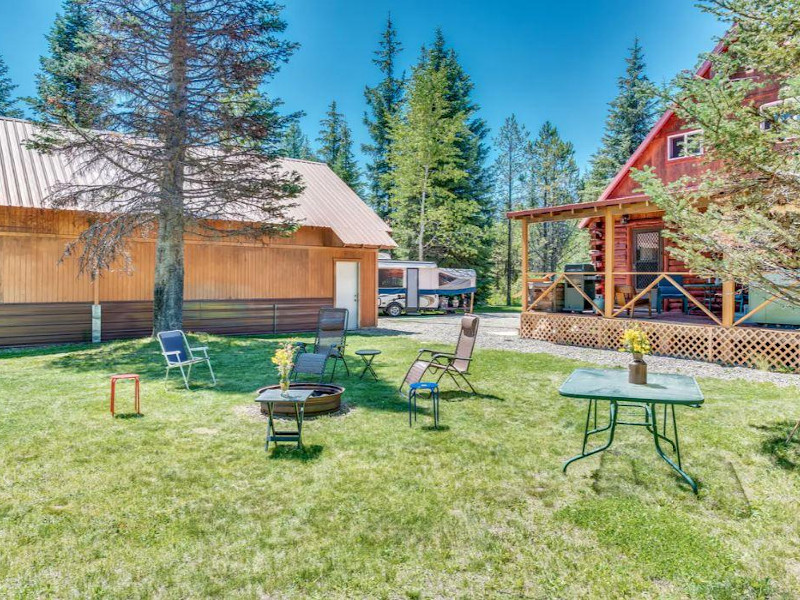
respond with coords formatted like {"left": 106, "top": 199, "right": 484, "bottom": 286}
{"left": 335, "top": 261, "right": 360, "bottom": 330}
{"left": 633, "top": 229, "right": 662, "bottom": 289}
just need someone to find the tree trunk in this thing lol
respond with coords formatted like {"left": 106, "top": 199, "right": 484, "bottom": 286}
{"left": 153, "top": 210, "right": 185, "bottom": 333}
{"left": 418, "top": 166, "right": 429, "bottom": 261}
{"left": 153, "top": 1, "right": 188, "bottom": 334}
{"left": 506, "top": 165, "right": 512, "bottom": 306}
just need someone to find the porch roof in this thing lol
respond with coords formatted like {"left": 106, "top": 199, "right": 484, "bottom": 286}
{"left": 507, "top": 195, "right": 658, "bottom": 224}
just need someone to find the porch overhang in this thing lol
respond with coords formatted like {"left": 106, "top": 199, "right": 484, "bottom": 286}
{"left": 506, "top": 195, "right": 659, "bottom": 224}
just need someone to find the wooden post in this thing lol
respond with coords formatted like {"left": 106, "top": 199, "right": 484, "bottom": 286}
{"left": 521, "top": 218, "right": 529, "bottom": 310}
{"left": 604, "top": 209, "right": 615, "bottom": 318}
{"left": 721, "top": 278, "right": 735, "bottom": 327}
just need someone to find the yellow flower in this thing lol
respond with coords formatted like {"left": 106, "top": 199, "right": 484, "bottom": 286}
{"left": 620, "top": 325, "right": 652, "bottom": 355}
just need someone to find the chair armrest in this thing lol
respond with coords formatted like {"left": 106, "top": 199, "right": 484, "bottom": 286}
{"left": 190, "top": 346, "right": 208, "bottom": 353}
{"left": 429, "top": 353, "right": 471, "bottom": 366}
{"left": 416, "top": 348, "right": 452, "bottom": 358}
{"left": 162, "top": 350, "right": 182, "bottom": 363}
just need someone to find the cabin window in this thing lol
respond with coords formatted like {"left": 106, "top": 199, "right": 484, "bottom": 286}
{"left": 633, "top": 229, "right": 662, "bottom": 290}
{"left": 760, "top": 98, "right": 800, "bottom": 135}
{"left": 378, "top": 268, "right": 404, "bottom": 289}
{"left": 668, "top": 130, "right": 703, "bottom": 160}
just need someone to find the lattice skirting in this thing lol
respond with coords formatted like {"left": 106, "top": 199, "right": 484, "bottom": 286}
{"left": 519, "top": 312, "right": 800, "bottom": 371}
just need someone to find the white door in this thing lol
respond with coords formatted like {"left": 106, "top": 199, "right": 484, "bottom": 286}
{"left": 335, "top": 261, "right": 359, "bottom": 329}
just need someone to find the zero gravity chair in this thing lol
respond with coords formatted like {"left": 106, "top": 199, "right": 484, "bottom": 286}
{"left": 291, "top": 308, "right": 350, "bottom": 383}
{"left": 400, "top": 314, "right": 480, "bottom": 394}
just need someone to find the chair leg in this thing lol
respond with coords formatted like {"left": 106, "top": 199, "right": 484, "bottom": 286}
{"left": 787, "top": 419, "right": 800, "bottom": 444}
{"left": 164, "top": 366, "right": 171, "bottom": 389}
{"left": 179, "top": 364, "right": 190, "bottom": 389}
{"left": 341, "top": 357, "right": 350, "bottom": 377}
{"left": 457, "top": 371, "right": 477, "bottom": 395}
{"left": 206, "top": 359, "right": 216, "bottom": 385}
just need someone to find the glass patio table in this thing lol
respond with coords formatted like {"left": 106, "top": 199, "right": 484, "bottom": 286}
{"left": 560, "top": 368, "right": 704, "bottom": 494}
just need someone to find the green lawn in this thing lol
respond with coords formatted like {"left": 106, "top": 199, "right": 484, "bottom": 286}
{"left": 1, "top": 333, "right": 799, "bottom": 599}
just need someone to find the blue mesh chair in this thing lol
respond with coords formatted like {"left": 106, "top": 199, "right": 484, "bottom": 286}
{"left": 656, "top": 275, "right": 688, "bottom": 314}
{"left": 157, "top": 330, "right": 216, "bottom": 389}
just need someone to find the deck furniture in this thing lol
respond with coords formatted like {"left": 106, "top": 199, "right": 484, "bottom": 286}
{"left": 355, "top": 349, "right": 381, "bottom": 381}
{"left": 110, "top": 374, "right": 140, "bottom": 416}
{"left": 656, "top": 275, "right": 688, "bottom": 314}
{"left": 293, "top": 308, "right": 349, "bottom": 382}
{"left": 255, "top": 388, "right": 314, "bottom": 450}
{"left": 157, "top": 330, "right": 216, "bottom": 389}
{"left": 400, "top": 314, "right": 480, "bottom": 394}
{"left": 560, "top": 368, "right": 704, "bottom": 494}
{"left": 615, "top": 284, "right": 653, "bottom": 318}
{"left": 408, "top": 381, "right": 440, "bottom": 429}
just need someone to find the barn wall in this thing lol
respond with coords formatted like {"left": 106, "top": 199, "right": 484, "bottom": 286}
{"left": 0, "top": 207, "right": 379, "bottom": 346}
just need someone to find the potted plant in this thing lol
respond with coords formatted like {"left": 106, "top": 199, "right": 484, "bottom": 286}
{"left": 620, "top": 325, "right": 652, "bottom": 384}
{"left": 272, "top": 342, "right": 295, "bottom": 397}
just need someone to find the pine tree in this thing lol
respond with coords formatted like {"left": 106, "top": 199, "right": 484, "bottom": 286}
{"left": 280, "top": 122, "right": 316, "bottom": 160}
{"left": 415, "top": 30, "right": 494, "bottom": 298}
{"left": 583, "top": 38, "right": 657, "bottom": 201}
{"left": 0, "top": 54, "right": 23, "bottom": 118}
{"left": 29, "top": 0, "right": 302, "bottom": 332}
{"left": 526, "top": 122, "right": 581, "bottom": 272}
{"left": 387, "top": 60, "right": 471, "bottom": 261}
{"left": 363, "top": 15, "right": 404, "bottom": 220}
{"left": 317, "top": 100, "right": 361, "bottom": 193}
{"left": 491, "top": 115, "right": 529, "bottom": 305}
{"left": 633, "top": 0, "right": 800, "bottom": 303}
{"left": 34, "top": 0, "right": 108, "bottom": 127}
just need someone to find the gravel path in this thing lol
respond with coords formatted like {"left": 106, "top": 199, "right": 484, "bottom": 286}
{"left": 369, "top": 312, "right": 800, "bottom": 389}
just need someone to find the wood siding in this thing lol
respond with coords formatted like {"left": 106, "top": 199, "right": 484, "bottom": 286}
{"left": 0, "top": 206, "right": 379, "bottom": 346}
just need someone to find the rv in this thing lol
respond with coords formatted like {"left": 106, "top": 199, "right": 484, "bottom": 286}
{"left": 378, "top": 256, "right": 477, "bottom": 317}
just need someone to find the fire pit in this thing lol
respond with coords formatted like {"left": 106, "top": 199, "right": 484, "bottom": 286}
{"left": 256, "top": 383, "right": 344, "bottom": 417}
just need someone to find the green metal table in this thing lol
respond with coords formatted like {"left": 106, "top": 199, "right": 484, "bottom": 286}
{"left": 560, "top": 368, "right": 704, "bottom": 493}
{"left": 255, "top": 388, "right": 313, "bottom": 450}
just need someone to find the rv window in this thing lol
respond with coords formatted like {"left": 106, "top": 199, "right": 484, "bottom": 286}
{"left": 379, "top": 268, "right": 404, "bottom": 288}
{"left": 438, "top": 272, "right": 457, "bottom": 286}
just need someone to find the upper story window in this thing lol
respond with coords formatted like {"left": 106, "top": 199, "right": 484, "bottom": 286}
{"left": 760, "top": 98, "right": 800, "bottom": 134}
{"left": 668, "top": 130, "right": 704, "bottom": 160}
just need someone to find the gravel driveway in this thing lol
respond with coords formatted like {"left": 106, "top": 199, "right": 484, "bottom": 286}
{"left": 370, "top": 312, "right": 800, "bottom": 388}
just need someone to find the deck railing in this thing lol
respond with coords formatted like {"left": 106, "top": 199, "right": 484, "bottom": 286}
{"left": 525, "top": 271, "right": 784, "bottom": 329}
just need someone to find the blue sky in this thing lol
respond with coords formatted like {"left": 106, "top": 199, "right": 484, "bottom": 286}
{"left": 0, "top": 0, "right": 726, "bottom": 170}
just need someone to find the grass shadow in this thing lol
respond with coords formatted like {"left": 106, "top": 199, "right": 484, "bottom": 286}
{"left": 757, "top": 421, "right": 800, "bottom": 471}
{"left": 114, "top": 413, "right": 144, "bottom": 420}
{"left": 267, "top": 444, "right": 324, "bottom": 461}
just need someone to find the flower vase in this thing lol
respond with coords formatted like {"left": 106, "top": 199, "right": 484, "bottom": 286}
{"left": 628, "top": 352, "right": 647, "bottom": 385}
{"left": 280, "top": 374, "right": 291, "bottom": 398}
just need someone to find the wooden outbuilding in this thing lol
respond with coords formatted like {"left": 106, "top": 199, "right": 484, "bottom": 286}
{"left": 0, "top": 117, "right": 396, "bottom": 347}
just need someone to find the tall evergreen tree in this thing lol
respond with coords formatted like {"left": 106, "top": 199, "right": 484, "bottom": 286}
{"left": 0, "top": 54, "right": 23, "bottom": 118}
{"left": 318, "top": 100, "right": 361, "bottom": 192}
{"left": 34, "top": 0, "right": 108, "bottom": 127}
{"left": 417, "top": 30, "right": 494, "bottom": 297}
{"left": 526, "top": 122, "right": 580, "bottom": 272}
{"left": 491, "top": 114, "right": 529, "bottom": 305}
{"left": 280, "top": 122, "right": 316, "bottom": 160}
{"left": 363, "top": 15, "right": 404, "bottom": 220}
{"left": 387, "top": 59, "right": 471, "bottom": 261}
{"left": 583, "top": 38, "right": 657, "bottom": 201}
{"left": 29, "top": 0, "right": 302, "bottom": 332}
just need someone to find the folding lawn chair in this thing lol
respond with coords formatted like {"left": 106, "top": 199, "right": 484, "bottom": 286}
{"left": 400, "top": 314, "right": 480, "bottom": 394}
{"left": 291, "top": 308, "right": 350, "bottom": 383}
{"left": 157, "top": 330, "right": 216, "bottom": 389}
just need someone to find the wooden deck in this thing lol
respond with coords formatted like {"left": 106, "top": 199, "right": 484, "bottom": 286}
{"left": 520, "top": 310, "right": 800, "bottom": 371}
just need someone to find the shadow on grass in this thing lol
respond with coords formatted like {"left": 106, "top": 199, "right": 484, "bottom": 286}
{"left": 756, "top": 421, "right": 800, "bottom": 471}
{"left": 268, "top": 444, "right": 324, "bottom": 461}
{"left": 114, "top": 413, "right": 144, "bottom": 420}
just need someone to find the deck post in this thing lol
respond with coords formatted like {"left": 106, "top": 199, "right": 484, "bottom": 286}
{"left": 604, "top": 209, "right": 615, "bottom": 318}
{"left": 521, "top": 218, "right": 529, "bottom": 309}
{"left": 722, "top": 279, "right": 735, "bottom": 327}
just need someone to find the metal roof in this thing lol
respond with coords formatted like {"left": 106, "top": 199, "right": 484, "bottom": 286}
{"left": 0, "top": 117, "right": 396, "bottom": 249}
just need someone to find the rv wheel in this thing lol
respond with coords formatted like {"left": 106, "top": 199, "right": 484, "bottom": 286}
{"left": 385, "top": 302, "right": 403, "bottom": 317}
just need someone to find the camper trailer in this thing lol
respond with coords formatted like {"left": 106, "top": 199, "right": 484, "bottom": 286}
{"left": 378, "top": 257, "right": 477, "bottom": 316}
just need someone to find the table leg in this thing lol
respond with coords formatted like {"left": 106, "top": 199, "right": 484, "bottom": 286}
{"left": 265, "top": 403, "right": 275, "bottom": 451}
{"left": 563, "top": 399, "right": 618, "bottom": 472}
{"left": 294, "top": 401, "right": 305, "bottom": 449}
{"left": 649, "top": 403, "right": 697, "bottom": 494}
{"left": 359, "top": 355, "right": 378, "bottom": 381}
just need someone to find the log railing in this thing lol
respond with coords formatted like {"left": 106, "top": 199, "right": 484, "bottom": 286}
{"left": 525, "top": 271, "right": 783, "bottom": 329}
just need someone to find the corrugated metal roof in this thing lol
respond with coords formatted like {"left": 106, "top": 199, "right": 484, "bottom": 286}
{"left": 0, "top": 116, "right": 396, "bottom": 249}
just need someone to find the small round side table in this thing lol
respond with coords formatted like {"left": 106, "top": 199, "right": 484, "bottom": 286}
{"left": 355, "top": 349, "right": 381, "bottom": 381}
